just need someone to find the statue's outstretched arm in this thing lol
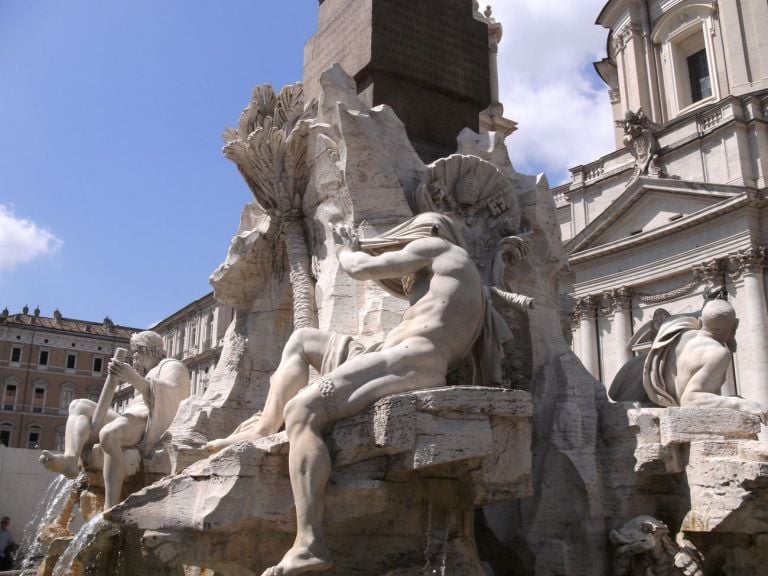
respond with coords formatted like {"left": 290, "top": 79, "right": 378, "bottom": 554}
{"left": 333, "top": 226, "right": 435, "bottom": 281}
{"left": 488, "top": 286, "right": 534, "bottom": 311}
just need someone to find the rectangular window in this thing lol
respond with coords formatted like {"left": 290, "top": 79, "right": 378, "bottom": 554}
{"left": 38, "top": 349, "right": 49, "bottom": 367}
{"left": 27, "top": 430, "right": 40, "bottom": 449}
{"left": 33, "top": 387, "right": 45, "bottom": 413}
{"left": 10, "top": 347, "right": 21, "bottom": 364}
{"left": 0, "top": 429, "right": 10, "bottom": 447}
{"left": 93, "top": 357, "right": 103, "bottom": 374}
{"left": 66, "top": 354, "right": 76, "bottom": 370}
{"left": 3, "top": 384, "right": 15, "bottom": 410}
{"left": 687, "top": 49, "right": 711, "bottom": 102}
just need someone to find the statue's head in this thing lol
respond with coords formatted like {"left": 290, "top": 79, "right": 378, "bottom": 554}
{"left": 701, "top": 299, "right": 738, "bottom": 345}
{"left": 130, "top": 331, "right": 166, "bottom": 373}
{"left": 610, "top": 515, "right": 670, "bottom": 556}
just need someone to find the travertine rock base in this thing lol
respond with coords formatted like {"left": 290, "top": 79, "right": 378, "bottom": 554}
{"left": 108, "top": 387, "right": 532, "bottom": 575}
{"left": 602, "top": 404, "right": 768, "bottom": 575}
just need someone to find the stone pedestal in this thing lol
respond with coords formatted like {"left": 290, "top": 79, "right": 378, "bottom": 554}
{"left": 108, "top": 387, "right": 532, "bottom": 576}
{"left": 602, "top": 404, "right": 768, "bottom": 574}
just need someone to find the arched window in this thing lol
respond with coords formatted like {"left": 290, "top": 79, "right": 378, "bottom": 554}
{"left": 54, "top": 426, "right": 65, "bottom": 452}
{"left": 27, "top": 424, "right": 42, "bottom": 449}
{"left": 0, "top": 422, "right": 13, "bottom": 447}
{"left": 60, "top": 383, "right": 75, "bottom": 415}
{"left": 2, "top": 378, "right": 19, "bottom": 410}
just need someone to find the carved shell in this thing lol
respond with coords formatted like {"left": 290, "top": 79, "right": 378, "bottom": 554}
{"left": 412, "top": 154, "right": 520, "bottom": 231}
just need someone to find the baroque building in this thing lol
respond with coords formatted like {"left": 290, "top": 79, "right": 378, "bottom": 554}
{"left": 556, "top": 0, "right": 768, "bottom": 410}
{"left": 0, "top": 306, "right": 136, "bottom": 451}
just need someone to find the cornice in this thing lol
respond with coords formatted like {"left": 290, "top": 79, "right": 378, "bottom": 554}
{"left": 571, "top": 232, "right": 751, "bottom": 296}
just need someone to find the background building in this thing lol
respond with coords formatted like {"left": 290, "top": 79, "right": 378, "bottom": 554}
{"left": 556, "top": 0, "right": 768, "bottom": 409}
{"left": 0, "top": 306, "right": 137, "bottom": 451}
{"left": 113, "top": 292, "right": 233, "bottom": 412}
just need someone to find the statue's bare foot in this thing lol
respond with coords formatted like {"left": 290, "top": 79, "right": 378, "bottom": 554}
{"left": 206, "top": 413, "right": 264, "bottom": 452}
{"left": 260, "top": 544, "right": 332, "bottom": 576}
{"left": 39, "top": 451, "right": 79, "bottom": 478}
{"left": 206, "top": 430, "right": 264, "bottom": 452}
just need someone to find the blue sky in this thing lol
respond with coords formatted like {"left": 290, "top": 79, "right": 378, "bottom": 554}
{"left": 0, "top": 0, "right": 614, "bottom": 329}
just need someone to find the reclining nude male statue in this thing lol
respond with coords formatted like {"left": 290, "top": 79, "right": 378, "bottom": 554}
{"left": 207, "top": 212, "right": 528, "bottom": 576}
{"left": 40, "top": 331, "right": 190, "bottom": 509}
{"left": 644, "top": 299, "right": 768, "bottom": 424}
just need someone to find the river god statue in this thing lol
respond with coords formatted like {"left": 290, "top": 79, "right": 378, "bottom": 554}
{"left": 644, "top": 299, "right": 768, "bottom": 424}
{"left": 207, "top": 212, "right": 519, "bottom": 576}
{"left": 40, "top": 331, "right": 190, "bottom": 509}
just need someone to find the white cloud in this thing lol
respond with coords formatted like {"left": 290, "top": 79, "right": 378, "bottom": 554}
{"left": 493, "top": 0, "right": 617, "bottom": 184}
{"left": 0, "top": 204, "right": 63, "bottom": 270}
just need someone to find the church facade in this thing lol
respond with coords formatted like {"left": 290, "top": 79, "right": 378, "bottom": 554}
{"left": 556, "top": 0, "right": 768, "bottom": 410}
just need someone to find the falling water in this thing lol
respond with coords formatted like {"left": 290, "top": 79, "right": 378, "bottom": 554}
{"left": 423, "top": 497, "right": 450, "bottom": 576}
{"left": 17, "top": 475, "right": 75, "bottom": 573}
{"left": 52, "top": 514, "right": 113, "bottom": 576}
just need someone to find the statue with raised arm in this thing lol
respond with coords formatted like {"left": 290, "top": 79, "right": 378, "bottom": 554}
{"left": 40, "top": 331, "right": 190, "bottom": 509}
{"left": 206, "top": 212, "right": 524, "bottom": 576}
{"left": 643, "top": 299, "right": 768, "bottom": 423}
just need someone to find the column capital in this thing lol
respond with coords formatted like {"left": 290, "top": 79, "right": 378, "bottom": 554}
{"left": 729, "top": 246, "right": 766, "bottom": 279}
{"left": 573, "top": 295, "right": 596, "bottom": 321}
{"left": 601, "top": 286, "right": 632, "bottom": 315}
{"left": 692, "top": 258, "right": 726, "bottom": 284}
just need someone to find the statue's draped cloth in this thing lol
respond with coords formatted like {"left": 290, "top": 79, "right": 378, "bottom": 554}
{"left": 642, "top": 316, "right": 700, "bottom": 407}
{"left": 321, "top": 212, "right": 513, "bottom": 387}
{"left": 124, "top": 358, "right": 191, "bottom": 451}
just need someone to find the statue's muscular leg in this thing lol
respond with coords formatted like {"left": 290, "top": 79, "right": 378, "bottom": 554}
{"left": 99, "top": 414, "right": 145, "bottom": 509}
{"left": 261, "top": 337, "right": 446, "bottom": 576}
{"left": 207, "top": 329, "right": 334, "bottom": 452}
{"left": 40, "top": 399, "right": 119, "bottom": 478}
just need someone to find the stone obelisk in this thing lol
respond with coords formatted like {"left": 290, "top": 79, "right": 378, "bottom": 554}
{"left": 304, "top": 0, "right": 492, "bottom": 162}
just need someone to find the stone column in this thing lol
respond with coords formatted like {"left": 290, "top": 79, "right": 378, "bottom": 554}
{"left": 575, "top": 295, "right": 600, "bottom": 379}
{"left": 605, "top": 287, "right": 632, "bottom": 382}
{"left": 486, "top": 15, "right": 503, "bottom": 119}
{"left": 729, "top": 248, "right": 768, "bottom": 411}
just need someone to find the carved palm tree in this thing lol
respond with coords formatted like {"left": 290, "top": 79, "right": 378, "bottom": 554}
{"left": 222, "top": 83, "right": 317, "bottom": 329}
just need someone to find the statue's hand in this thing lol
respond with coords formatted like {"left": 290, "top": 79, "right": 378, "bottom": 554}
{"left": 108, "top": 359, "right": 142, "bottom": 386}
{"left": 331, "top": 224, "right": 359, "bottom": 253}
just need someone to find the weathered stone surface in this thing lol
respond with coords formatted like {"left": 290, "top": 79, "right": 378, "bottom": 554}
{"left": 600, "top": 403, "right": 768, "bottom": 573}
{"left": 626, "top": 407, "right": 761, "bottom": 475}
{"left": 683, "top": 440, "right": 768, "bottom": 534}
{"left": 660, "top": 407, "right": 761, "bottom": 444}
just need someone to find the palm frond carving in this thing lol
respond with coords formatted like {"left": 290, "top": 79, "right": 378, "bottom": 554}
{"left": 222, "top": 83, "right": 318, "bottom": 329}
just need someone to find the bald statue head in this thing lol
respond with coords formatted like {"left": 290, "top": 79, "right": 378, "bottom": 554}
{"left": 701, "top": 299, "right": 738, "bottom": 346}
